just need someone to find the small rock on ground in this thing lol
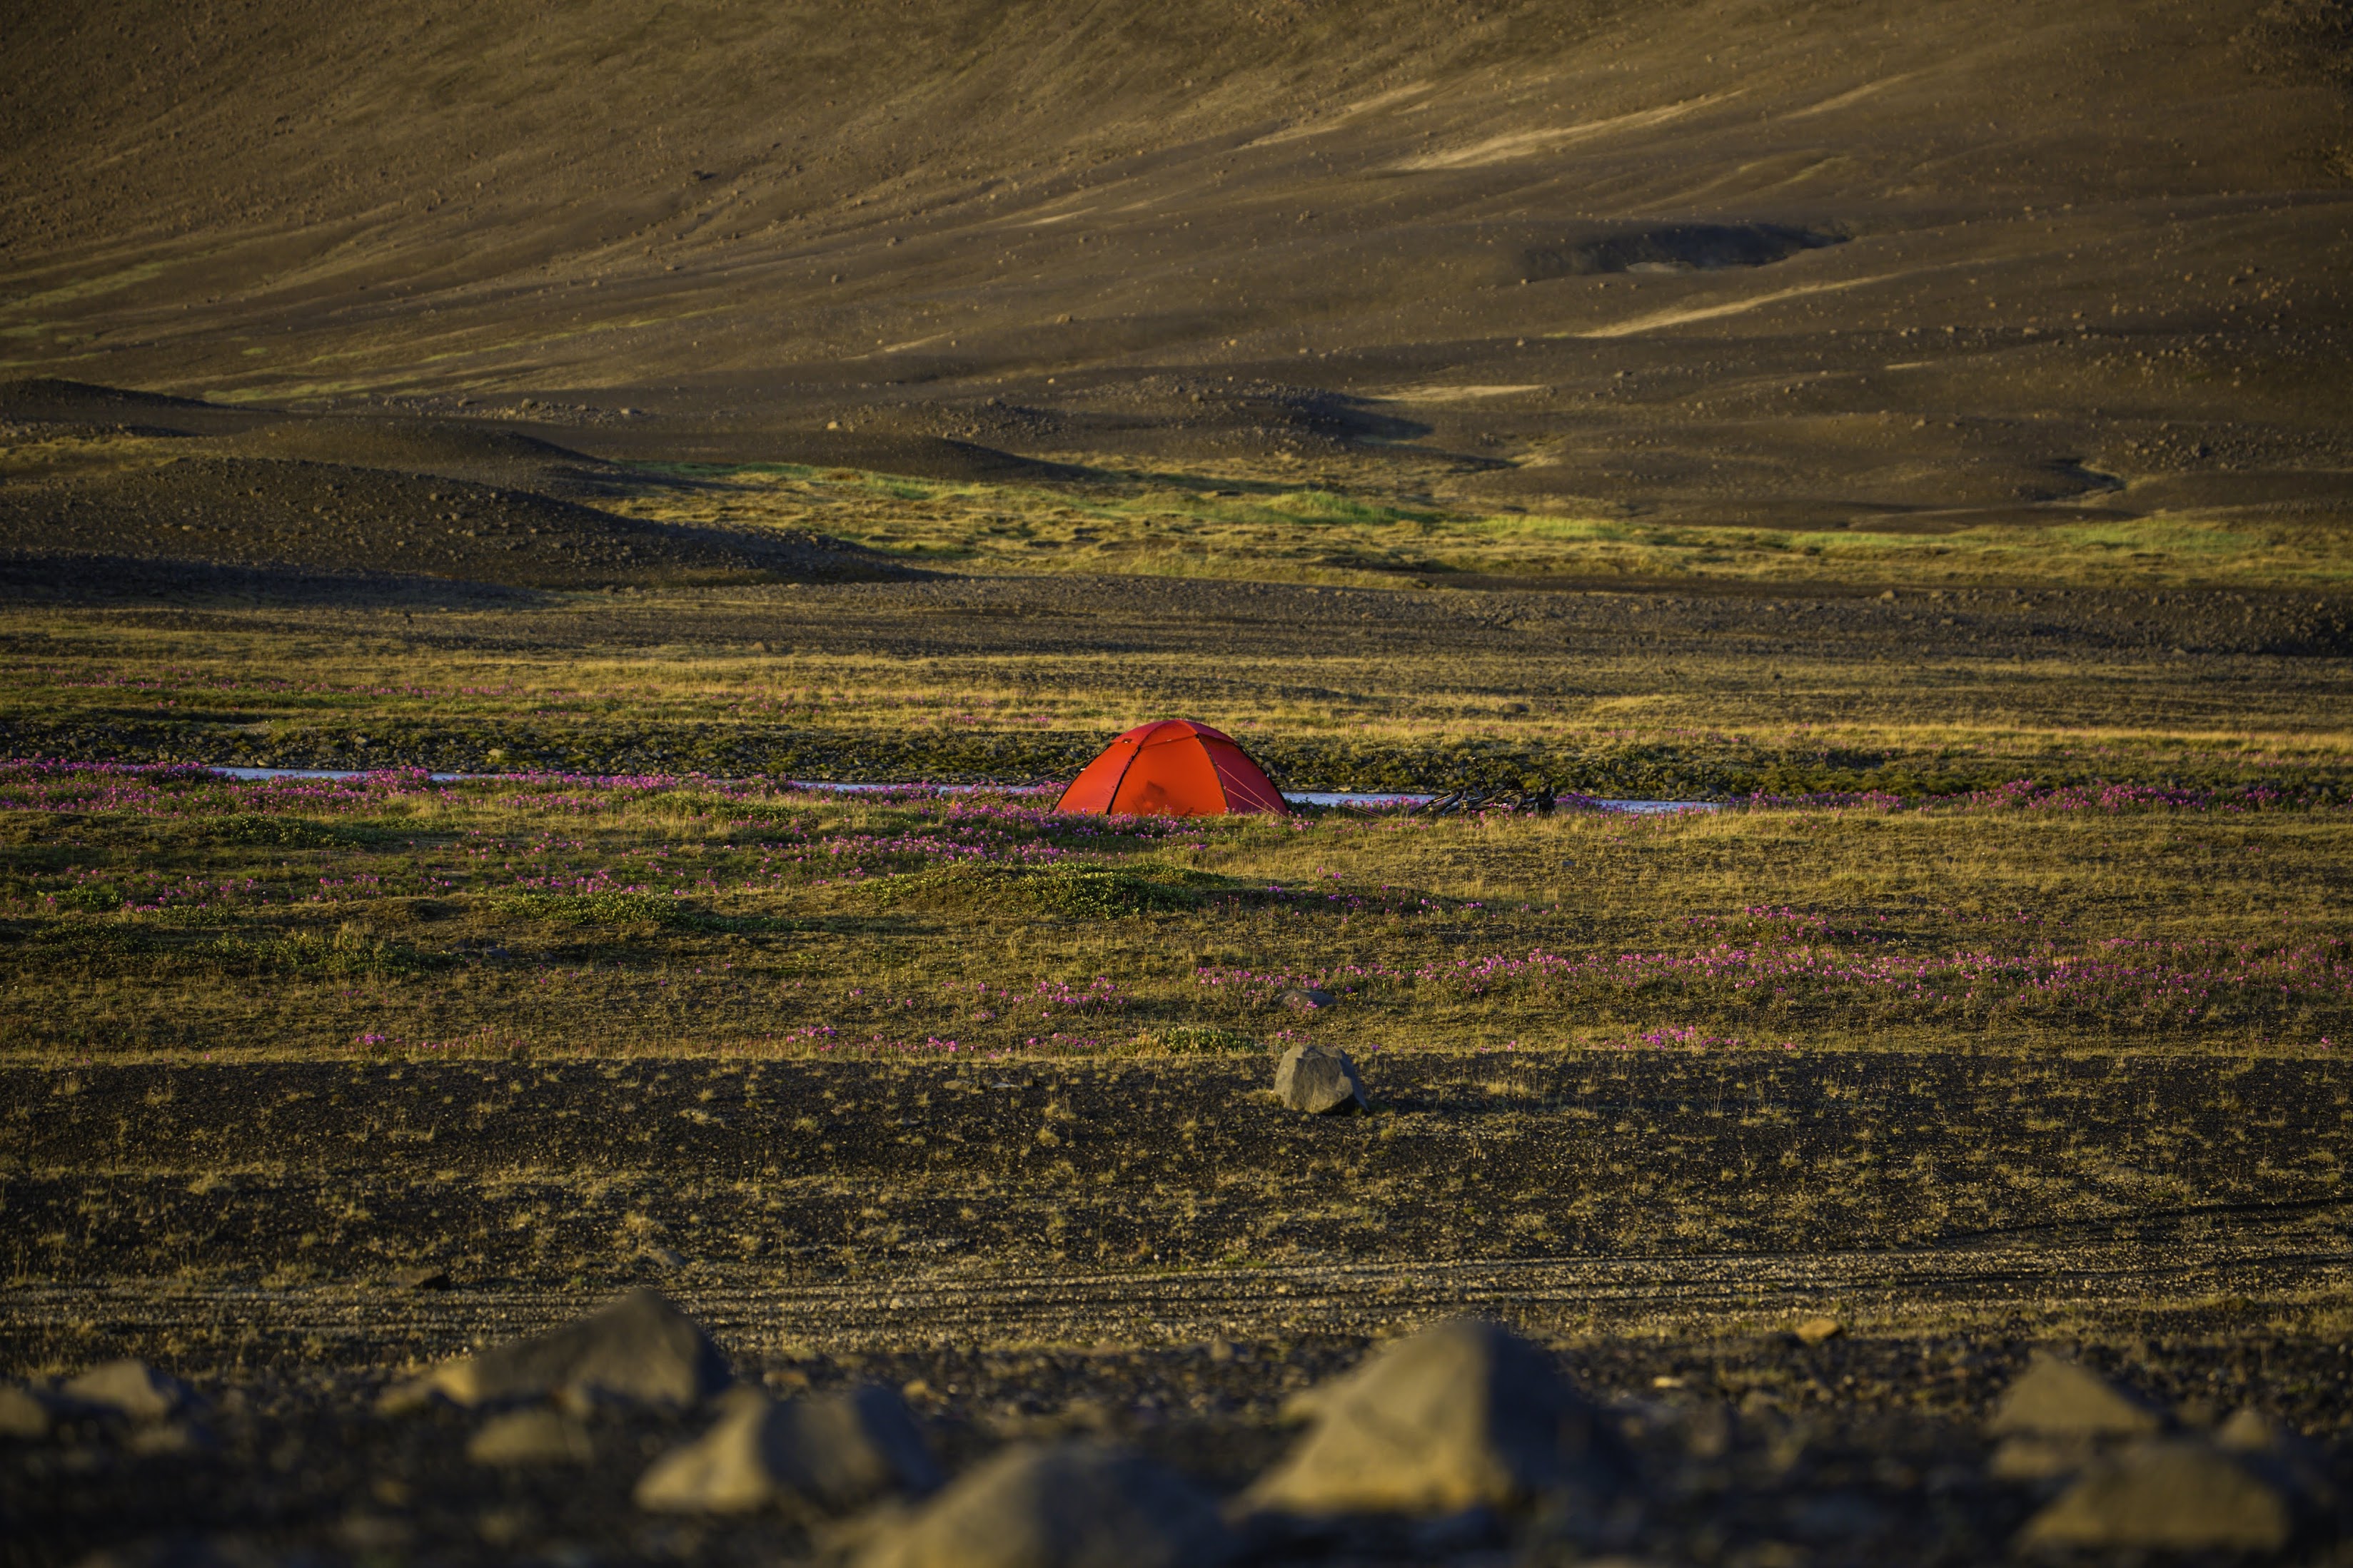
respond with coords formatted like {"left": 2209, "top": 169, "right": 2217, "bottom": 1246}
{"left": 1244, "top": 1317, "right": 1631, "bottom": 1516}
{"left": 2018, "top": 1438, "right": 2295, "bottom": 1552}
{"left": 1274, "top": 1043, "right": 1366, "bottom": 1114}
{"left": 465, "top": 1407, "right": 596, "bottom": 1466}
{"left": 855, "top": 1441, "right": 1233, "bottom": 1568}
{"left": 383, "top": 1288, "right": 732, "bottom": 1412}
{"left": 636, "top": 1385, "right": 938, "bottom": 1514}
{"left": 1278, "top": 987, "right": 1335, "bottom": 1011}
{"left": 1987, "top": 1351, "right": 2165, "bottom": 1440}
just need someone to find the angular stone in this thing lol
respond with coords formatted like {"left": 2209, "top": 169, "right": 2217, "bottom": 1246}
{"left": 1793, "top": 1317, "right": 1843, "bottom": 1346}
{"left": 637, "top": 1386, "right": 939, "bottom": 1514}
{"left": 1274, "top": 1043, "right": 1366, "bottom": 1114}
{"left": 1986, "top": 1352, "right": 2165, "bottom": 1440}
{"left": 0, "top": 1384, "right": 52, "bottom": 1439}
{"left": 1989, "top": 1434, "right": 2096, "bottom": 1481}
{"left": 2215, "top": 1406, "right": 2289, "bottom": 1451}
{"left": 127, "top": 1422, "right": 210, "bottom": 1457}
{"left": 1244, "top": 1317, "right": 1631, "bottom": 1517}
{"left": 62, "top": 1360, "right": 193, "bottom": 1423}
{"left": 2215, "top": 1407, "right": 2339, "bottom": 1510}
{"left": 383, "top": 1288, "right": 732, "bottom": 1412}
{"left": 1278, "top": 987, "right": 1335, "bottom": 1011}
{"left": 855, "top": 1441, "right": 1234, "bottom": 1568}
{"left": 2019, "top": 1438, "right": 2294, "bottom": 1552}
{"left": 466, "top": 1407, "right": 596, "bottom": 1465}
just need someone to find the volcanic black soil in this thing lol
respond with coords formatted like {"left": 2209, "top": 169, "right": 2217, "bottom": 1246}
{"left": 5, "top": 1053, "right": 2351, "bottom": 1566}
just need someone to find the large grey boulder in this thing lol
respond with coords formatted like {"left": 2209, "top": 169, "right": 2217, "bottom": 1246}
{"left": 1986, "top": 1352, "right": 2165, "bottom": 1440}
{"left": 1243, "top": 1317, "right": 1630, "bottom": 1517}
{"left": 637, "top": 1386, "right": 939, "bottom": 1514}
{"left": 2018, "top": 1438, "right": 2296, "bottom": 1552}
{"left": 855, "top": 1442, "right": 1234, "bottom": 1568}
{"left": 1274, "top": 1043, "right": 1366, "bottom": 1115}
{"left": 61, "top": 1361, "right": 195, "bottom": 1423}
{"left": 381, "top": 1288, "right": 732, "bottom": 1412}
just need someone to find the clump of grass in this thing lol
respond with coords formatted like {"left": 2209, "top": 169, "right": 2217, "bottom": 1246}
{"left": 877, "top": 861, "right": 1234, "bottom": 919}
{"left": 491, "top": 890, "right": 689, "bottom": 926}
{"left": 196, "top": 814, "right": 362, "bottom": 849}
{"left": 1137, "top": 1024, "right": 1262, "bottom": 1056}
{"left": 1269, "top": 489, "right": 1411, "bottom": 525}
{"left": 204, "top": 929, "right": 441, "bottom": 977}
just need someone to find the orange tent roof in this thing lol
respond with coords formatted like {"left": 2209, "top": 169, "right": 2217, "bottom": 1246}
{"left": 1054, "top": 721, "right": 1288, "bottom": 817}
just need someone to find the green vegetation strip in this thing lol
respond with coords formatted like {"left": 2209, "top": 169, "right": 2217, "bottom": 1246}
{"left": 4, "top": 766, "right": 2345, "bottom": 1061}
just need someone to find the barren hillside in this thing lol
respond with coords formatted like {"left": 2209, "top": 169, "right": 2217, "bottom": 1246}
{"left": 4, "top": 0, "right": 2351, "bottom": 524}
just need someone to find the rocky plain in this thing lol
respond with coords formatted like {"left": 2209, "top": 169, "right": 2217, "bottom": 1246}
{"left": 6, "top": 0, "right": 2353, "bottom": 1563}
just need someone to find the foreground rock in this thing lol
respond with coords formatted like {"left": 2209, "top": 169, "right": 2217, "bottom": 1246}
{"left": 61, "top": 1360, "right": 195, "bottom": 1423}
{"left": 1986, "top": 1351, "right": 2169, "bottom": 1480}
{"left": 0, "top": 1384, "right": 52, "bottom": 1438}
{"left": 467, "top": 1407, "right": 596, "bottom": 1466}
{"left": 1987, "top": 1351, "right": 2165, "bottom": 1440}
{"left": 637, "top": 1386, "right": 939, "bottom": 1514}
{"left": 1792, "top": 1316, "right": 1843, "bottom": 1346}
{"left": 381, "top": 1288, "right": 732, "bottom": 1412}
{"left": 2019, "top": 1438, "right": 2297, "bottom": 1552}
{"left": 2216, "top": 1406, "right": 2340, "bottom": 1510}
{"left": 1244, "top": 1317, "right": 1630, "bottom": 1516}
{"left": 1274, "top": 1043, "right": 1366, "bottom": 1114}
{"left": 856, "top": 1442, "right": 1232, "bottom": 1568}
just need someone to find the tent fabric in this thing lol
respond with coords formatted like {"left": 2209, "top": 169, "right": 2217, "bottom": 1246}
{"left": 1055, "top": 721, "right": 1288, "bottom": 816}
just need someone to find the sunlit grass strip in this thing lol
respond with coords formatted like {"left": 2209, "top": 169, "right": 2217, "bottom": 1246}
{"left": 6, "top": 762, "right": 2347, "bottom": 1063}
{"left": 614, "top": 460, "right": 2353, "bottom": 588}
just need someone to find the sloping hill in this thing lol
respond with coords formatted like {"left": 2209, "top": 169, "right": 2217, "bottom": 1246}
{"left": 3, "top": 0, "right": 2349, "bottom": 526}
{"left": 0, "top": 381, "right": 914, "bottom": 591}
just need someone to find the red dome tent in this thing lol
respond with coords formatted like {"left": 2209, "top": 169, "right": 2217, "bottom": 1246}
{"left": 1054, "top": 721, "right": 1288, "bottom": 816}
